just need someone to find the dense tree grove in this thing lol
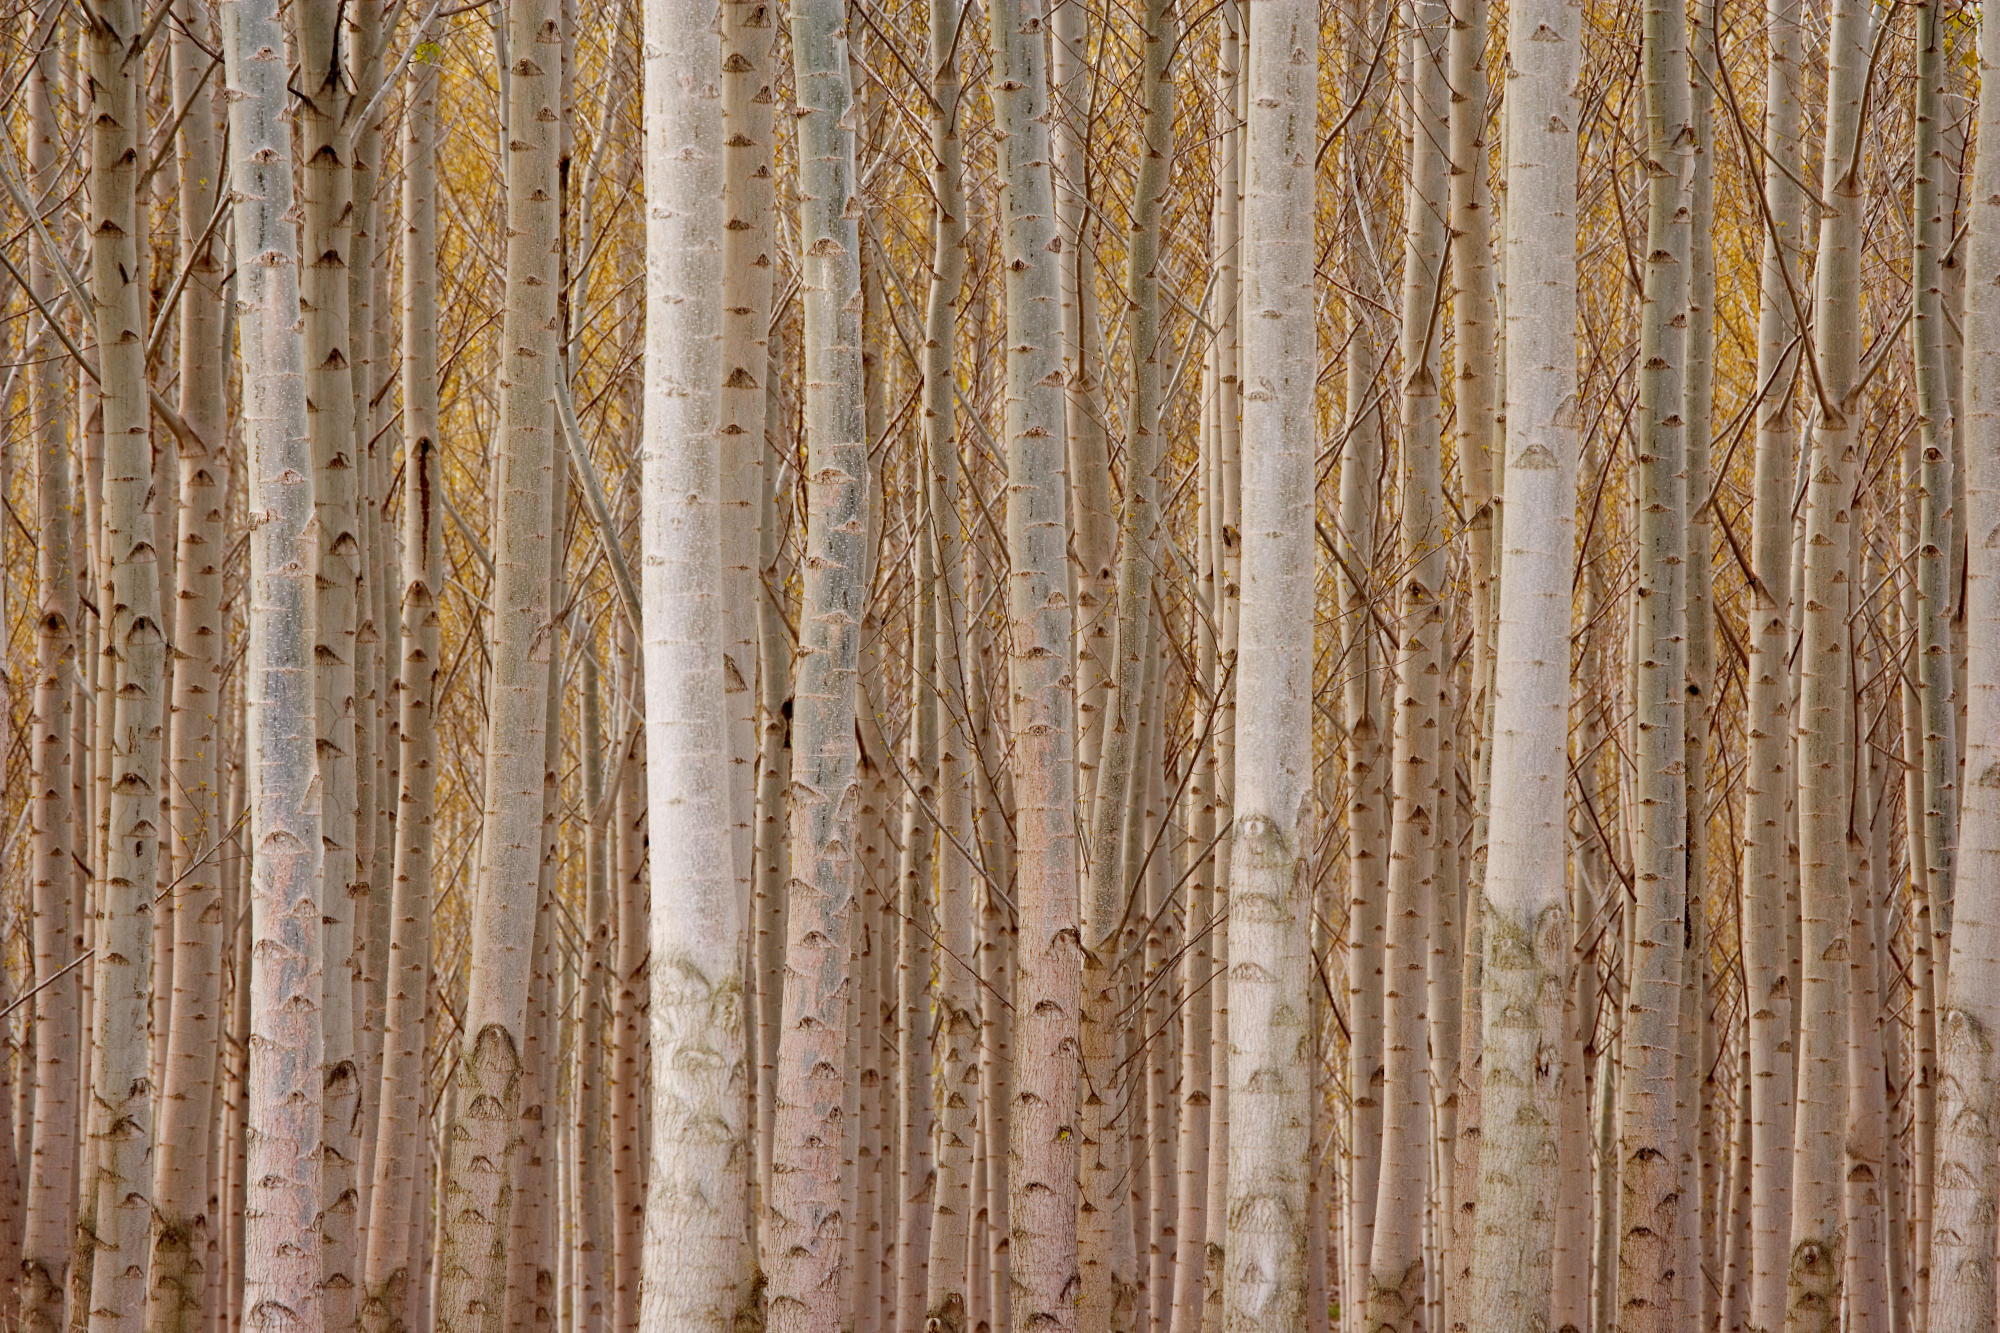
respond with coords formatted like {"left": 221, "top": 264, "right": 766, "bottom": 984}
{"left": 0, "top": 0, "right": 1995, "bottom": 1328}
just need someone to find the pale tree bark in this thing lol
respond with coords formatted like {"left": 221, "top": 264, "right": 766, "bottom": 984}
{"left": 1444, "top": 0, "right": 1501, "bottom": 1306}
{"left": 348, "top": 2, "right": 395, "bottom": 1171}
{"left": 360, "top": 45, "right": 440, "bottom": 1333}
{"left": 1079, "top": 0, "right": 1175, "bottom": 1317}
{"left": 147, "top": 5, "right": 230, "bottom": 1326}
{"left": 296, "top": 4, "right": 363, "bottom": 1323}
{"left": 767, "top": 0, "right": 870, "bottom": 1323}
{"left": 436, "top": 0, "right": 563, "bottom": 1320}
{"left": 1201, "top": 37, "right": 1243, "bottom": 1330}
{"left": 1336, "top": 2, "right": 1387, "bottom": 1318}
{"left": 1741, "top": 0, "right": 1804, "bottom": 1323}
{"left": 919, "top": 0, "right": 974, "bottom": 1320}
{"left": 221, "top": 0, "right": 325, "bottom": 1320}
{"left": 1616, "top": 0, "right": 1692, "bottom": 1319}
{"left": 21, "top": 8, "right": 80, "bottom": 1325}
{"left": 1785, "top": 1, "right": 1868, "bottom": 1326}
{"left": 637, "top": 0, "right": 746, "bottom": 1324}
{"left": 575, "top": 652, "right": 613, "bottom": 1332}
{"left": 611, "top": 636, "right": 649, "bottom": 1333}
{"left": 1929, "top": 5, "right": 2000, "bottom": 1325}
{"left": 1222, "top": 0, "right": 1316, "bottom": 1316}
{"left": 753, "top": 352, "right": 793, "bottom": 1213}
{"left": 1912, "top": 0, "right": 1959, "bottom": 942}
{"left": 1464, "top": 0, "right": 1579, "bottom": 1315}
{"left": 720, "top": 0, "right": 776, "bottom": 1076}
{"left": 1053, "top": 0, "right": 1112, "bottom": 804}
{"left": 1909, "top": 23, "right": 1958, "bottom": 1325}
{"left": 80, "top": 2, "right": 162, "bottom": 1324}
{"left": 985, "top": 0, "right": 1083, "bottom": 1317}
{"left": 1368, "top": 3, "right": 1448, "bottom": 1328}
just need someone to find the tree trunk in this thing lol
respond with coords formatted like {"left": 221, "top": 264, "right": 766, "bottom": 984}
{"left": 919, "top": 0, "right": 975, "bottom": 1320}
{"left": 1222, "top": 0, "right": 1316, "bottom": 1314}
{"left": 1367, "top": 4, "right": 1448, "bottom": 1327}
{"left": 1929, "top": 5, "right": 2000, "bottom": 1325}
{"left": 1616, "top": 0, "right": 1692, "bottom": 1319}
{"left": 637, "top": 0, "right": 747, "bottom": 1324}
{"left": 81, "top": 3, "right": 163, "bottom": 1324}
{"left": 767, "top": 0, "right": 870, "bottom": 1322}
{"left": 1465, "top": 0, "right": 1580, "bottom": 1314}
{"left": 21, "top": 8, "right": 80, "bottom": 1325}
{"left": 222, "top": 0, "right": 326, "bottom": 1318}
{"left": 147, "top": 6, "right": 230, "bottom": 1327}
{"left": 1784, "top": 1, "right": 1869, "bottom": 1326}
{"left": 1741, "top": 0, "right": 1804, "bottom": 1321}
{"left": 985, "top": 0, "right": 1084, "bottom": 1318}
{"left": 361, "top": 45, "right": 441, "bottom": 1332}
{"left": 436, "top": 0, "right": 563, "bottom": 1320}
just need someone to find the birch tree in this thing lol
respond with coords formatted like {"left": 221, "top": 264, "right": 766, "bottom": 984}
{"left": 146, "top": 6, "right": 230, "bottom": 1326}
{"left": 766, "top": 0, "right": 870, "bottom": 1323}
{"left": 20, "top": 4, "right": 79, "bottom": 1324}
{"left": 984, "top": 0, "right": 1084, "bottom": 1318}
{"left": 1617, "top": 0, "right": 1693, "bottom": 1321}
{"left": 80, "top": 2, "right": 163, "bottom": 1322}
{"left": 220, "top": 0, "right": 324, "bottom": 1320}
{"left": 361, "top": 42, "right": 441, "bottom": 1333}
{"left": 1368, "top": 5, "right": 1449, "bottom": 1326}
{"left": 1786, "top": 1, "right": 1871, "bottom": 1325}
{"left": 1929, "top": 5, "right": 2000, "bottom": 1325}
{"left": 1741, "top": 0, "right": 1805, "bottom": 1321}
{"left": 637, "top": 0, "right": 747, "bottom": 1325}
{"left": 1223, "top": 0, "right": 1317, "bottom": 1317}
{"left": 436, "top": 0, "right": 564, "bottom": 1320}
{"left": 1465, "top": 0, "right": 1581, "bottom": 1317}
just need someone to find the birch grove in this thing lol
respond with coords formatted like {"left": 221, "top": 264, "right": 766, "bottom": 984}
{"left": 2, "top": 0, "right": 2000, "bottom": 1331}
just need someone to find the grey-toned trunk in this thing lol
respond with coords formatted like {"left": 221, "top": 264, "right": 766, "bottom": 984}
{"left": 361, "top": 47, "right": 440, "bottom": 1333}
{"left": 1222, "top": 0, "right": 1316, "bottom": 1315}
{"left": 21, "top": 9, "right": 79, "bottom": 1325}
{"left": 638, "top": 0, "right": 746, "bottom": 1324}
{"left": 1615, "top": 0, "right": 1692, "bottom": 1320}
{"left": 436, "top": 0, "right": 563, "bottom": 1321}
{"left": 1785, "top": 0, "right": 1869, "bottom": 1327}
{"left": 1741, "top": 0, "right": 1804, "bottom": 1323}
{"left": 297, "top": 4, "right": 364, "bottom": 1323}
{"left": 919, "top": 0, "right": 974, "bottom": 1321}
{"left": 222, "top": 0, "right": 326, "bottom": 1317}
{"left": 148, "top": 7, "right": 230, "bottom": 1327}
{"left": 81, "top": 3, "right": 163, "bottom": 1324}
{"left": 1465, "top": 0, "right": 1579, "bottom": 1316}
{"left": 984, "top": 0, "right": 1084, "bottom": 1316}
{"left": 1079, "top": 0, "right": 1175, "bottom": 1318}
{"left": 720, "top": 0, "right": 776, "bottom": 1103}
{"left": 767, "top": 0, "right": 870, "bottom": 1323}
{"left": 1929, "top": 5, "right": 2000, "bottom": 1327}
{"left": 1367, "top": 4, "right": 1448, "bottom": 1328}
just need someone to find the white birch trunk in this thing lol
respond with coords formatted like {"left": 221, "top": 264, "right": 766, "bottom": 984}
{"left": 148, "top": 7, "right": 230, "bottom": 1326}
{"left": 919, "top": 0, "right": 974, "bottom": 1319}
{"left": 1929, "top": 5, "right": 2000, "bottom": 1324}
{"left": 1465, "top": 0, "right": 1579, "bottom": 1317}
{"left": 1785, "top": 1, "right": 1869, "bottom": 1325}
{"left": 637, "top": 0, "right": 745, "bottom": 1324}
{"left": 1222, "top": 0, "right": 1316, "bottom": 1317}
{"left": 437, "top": 0, "right": 563, "bottom": 1320}
{"left": 768, "top": 0, "right": 870, "bottom": 1323}
{"left": 984, "top": 0, "right": 1084, "bottom": 1317}
{"left": 1742, "top": 0, "right": 1804, "bottom": 1322}
{"left": 361, "top": 46, "right": 440, "bottom": 1333}
{"left": 221, "top": 0, "right": 326, "bottom": 1320}
{"left": 21, "top": 9, "right": 80, "bottom": 1324}
{"left": 81, "top": 3, "right": 162, "bottom": 1323}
